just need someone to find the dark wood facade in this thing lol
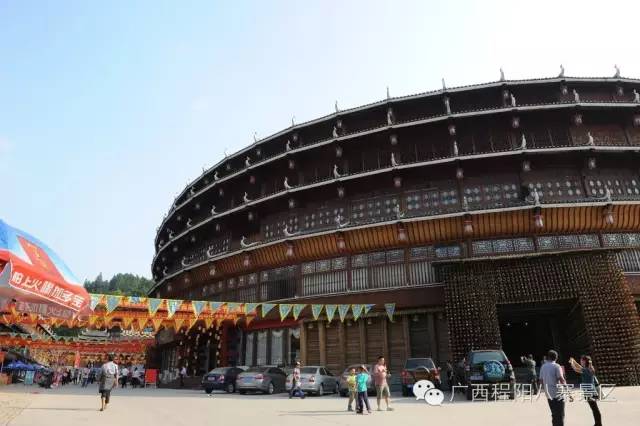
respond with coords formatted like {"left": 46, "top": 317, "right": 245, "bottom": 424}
{"left": 149, "top": 76, "right": 640, "bottom": 383}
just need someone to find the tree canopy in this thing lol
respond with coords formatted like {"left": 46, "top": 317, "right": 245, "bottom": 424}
{"left": 84, "top": 273, "right": 154, "bottom": 296}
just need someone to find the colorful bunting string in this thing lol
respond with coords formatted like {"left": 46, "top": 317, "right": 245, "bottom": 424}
{"left": 325, "top": 305, "right": 338, "bottom": 322}
{"left": 384, "top": 303, "right": 396, "bottom": 322}
{"left": 244, "top": 303, "right": 260, "bottom": 315}
{"left": 292, "top": 304, "right": 306, "bottom": 320}
{"left": 148, "top": 298, "right": 163, "bottom": 315}
{"left": 261, "top": 303, "right": 276, "bottom": 317}
{"left": 192, "top": 301, "right": 207, "bottom": 317}
{"left": 90, "top": 294, "right": 103, "bottom": 311}
{"left": 338, "top": 305, "right": 350, "bottom": 322}
{"left": 209, "top": 302, "right": 224, "bottom": 312}
{"left": 311, "top": 305, "right": 324, "bottom": 321}
{"left": 166, "top": 299, "right": 182, "bottom": 318}
{"left": 351, "top": 304, "right": 365, "bottom": 321}
{"left": 279, "top": 304, "right": 293, "bottom": 321}
{"left": 105, "top": 295, "right": 122, "bottom": 314}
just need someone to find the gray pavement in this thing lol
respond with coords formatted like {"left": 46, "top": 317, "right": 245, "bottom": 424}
{"left": 0, "top": 384, "right": 638, "bottom": 426}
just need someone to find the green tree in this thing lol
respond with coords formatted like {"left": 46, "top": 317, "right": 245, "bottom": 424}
{"left": 84, "top": 273, "right": 154, "bottom": 296}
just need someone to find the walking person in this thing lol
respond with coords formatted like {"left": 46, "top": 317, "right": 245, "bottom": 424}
{"left": 569, "top": 355, "right": 602, "bottom": 426}
{"left": 539, "top": 350, "right": 567, "bottom": 426}
{"left": 355, "top": 365, "right": 371, "bottom": 415}
{"left": 521, "top": 354, "right": 538, "bottom": 394}
{"left": 120, "top": 365, "right": 129, "bottom": 388}
{"left": 288, "top": 361, "right": 305, "bottom": 399}
{"left": 346, "top": 368, "right": 357, "bottom": 411}
{"left": 373, "top": 356, "right": 393, "bottom": 411}
{"left": 98, "top": 354, "right": 119, "bottom": 412}
{"left": 179, "top": 365, "right": 187, "bottom": 388}
{"left": 81, "top": 365, "right": 90, "bottom": 388}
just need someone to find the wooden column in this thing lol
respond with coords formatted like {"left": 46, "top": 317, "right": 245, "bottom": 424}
{"left": 319, "top": 320, "right": 327, "bottom": 366}
{"left": 427, "top": 313, "right": 439, "bottom": 361}
{"left": 299, "top": 320, "right": 307, "bottom": 365}
{"left": 358, "top": 319, "right": 366, "bottom": 362}
{"left": 402, "top": 314, "right": 411, "bottom": 359}
{"left": 338, "top": 321, "right": 346, "bottom": 370}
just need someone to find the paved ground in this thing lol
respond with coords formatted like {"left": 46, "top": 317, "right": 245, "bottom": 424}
{"left": 0, "top": 384, "right": 638, "bottom": 426}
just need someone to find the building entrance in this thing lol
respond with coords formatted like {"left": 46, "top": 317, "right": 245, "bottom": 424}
{"left": 497, "top": 300, "right": 588, "bottom": 383}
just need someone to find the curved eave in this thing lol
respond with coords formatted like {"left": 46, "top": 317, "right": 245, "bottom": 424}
{"left": 148, "top": 201, "right": 640, "bottom": 295}
{"left": 154, "top": 100, "right": 640, "bottom": 246}
{"left": 152, "top": 141, "right": 640, "bottom": 263}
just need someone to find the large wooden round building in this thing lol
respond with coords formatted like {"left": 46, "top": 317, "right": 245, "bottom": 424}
{"left": 150, "top": 74, "right": 640, "bottom": 386}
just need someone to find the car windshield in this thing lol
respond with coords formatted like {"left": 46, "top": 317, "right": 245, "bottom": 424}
{"left": 300, "top": 367, "right": 318, "bottom": 374}
{"left": 405, "top": 359, "right": 435, "bottom": 369}
{"left": 471, "top": 351, "right": 507, "bottom": 364}
{"left": 244, "top": 367, "right": 268, "bottom": 373}
{"left": 207, "top": 368, "right": 228, "bottom": 374}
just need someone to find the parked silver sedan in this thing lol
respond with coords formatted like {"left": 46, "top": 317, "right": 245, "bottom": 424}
{"left": 286, "top": 366, "right": 338, "bottom": 396}
{"left": 236, "top": 366, "right": 287, "bottom": 394}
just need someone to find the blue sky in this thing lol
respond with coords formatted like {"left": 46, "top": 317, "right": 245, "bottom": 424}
{"left": 1, "top": 1, "right": 637, "bottom": 281}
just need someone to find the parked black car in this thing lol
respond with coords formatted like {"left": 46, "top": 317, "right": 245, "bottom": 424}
{"left": 463, "top": 350, "right": 516, "bottom": 400}
{"left": 201, "top": 367, "right": 246, "bottom": 394}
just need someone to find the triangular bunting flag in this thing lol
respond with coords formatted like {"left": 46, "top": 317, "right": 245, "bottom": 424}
{"left": 192, "top": 301, "right": 207, "bottom": 317}
{"left": 292, "top": 304, "right": 306, "bottom": 320}
{"left": 103, "top": 316, "right": 113, "bottom": 328}
{"left": 338, "top": 305, "right": 350, "bottom": 322}
{"left": 384, "top": 303, "right": 396, "bottom": 322}
{"left": 226, "top": 302, "right": 241, "bottom": 313}
{"left": 166, "top": 299, "right": 182, "bottom": 318}
{"left": 209, "top": 302, "right": 225, "bottom": 313}
{"left": 105, "top": 295, "right": 122, "bottom": 314}
{"left": 122, "top": 316, "right": 134, "bottom": 329}
{"left": 244, "top": 303, "right": 260, "bottom": 315}
{"left": 173, "top": 318, "right": 185, "bottom": 331}
{"left": 325, "top": 305, "right": 338, "bottom": 322}
{"left": 364, "top": 304, "right": 375, "bottom": 315}
{"left": 90, "top": 294, "right": 103, "bottom": 311}
{"left": 278, "top": 304, "right": 293, "bottom": 321}
{"left": 351, "top": 304, "right": 365, "bottom": 322}
{"left": 152, "top": 318, "right": 164, "bottom": 332}
{"left": 148, "top": 298, "right": 163, "bottom": 316}
{"left": 245, "top": 315, "right": 255, "bottom": 326}
{"left": 203, "top": 317, "right": 214, "bottom": 329}
{"left": 129, "top": 296, "right": 148, "bottom": 306}
{"left": 311, "top": 305, "right": 324, "bottom": 321}
{"left": 261, "top": 303, "right": 276, "bottom": 317}
{"left": 186, "top": 318, "right": 196, "bottom": 331}
{"left": 136, "top": 317, "right": 148, "bottom": 331}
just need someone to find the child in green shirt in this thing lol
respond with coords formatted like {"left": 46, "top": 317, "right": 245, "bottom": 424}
{"left": 346, "top": 368, "right": 357, "bottom": 411}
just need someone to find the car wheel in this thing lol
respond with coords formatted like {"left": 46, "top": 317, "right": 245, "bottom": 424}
{"left": 226, "top": 382, "right": 235, "bottom": 393}
{"left": 318, "top": 384, "right": 324, "bottom": 396}
{"left": 333, "top": 383, "right": 338, "bottom": 394}
{"left": 465, "top": 386, "right": 472, "bottom": 401}
{"left": 339, "top": 390, "right": 347, "bottom": 397}
{"left": 205, "top": 388, "right": 213, "bottom": 394}
{"left": 266, "top": 383, "right": 275, "bottom": 395}
{"left": 239, "top": 390, "right": 247, "bottom": 395}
